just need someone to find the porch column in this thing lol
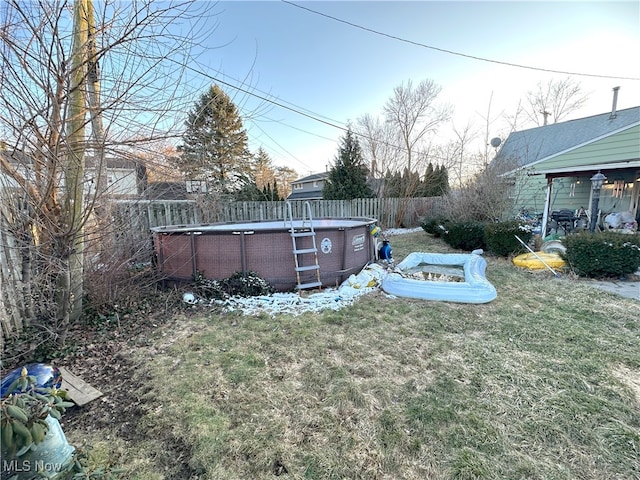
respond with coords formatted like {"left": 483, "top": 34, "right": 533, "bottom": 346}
{"left": 541, "top": 177, "right": 553, "bottom": 238}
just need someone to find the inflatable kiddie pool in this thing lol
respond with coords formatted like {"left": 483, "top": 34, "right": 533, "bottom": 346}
{"left": 381, "top": 252, "right": 497, "bottom": 304}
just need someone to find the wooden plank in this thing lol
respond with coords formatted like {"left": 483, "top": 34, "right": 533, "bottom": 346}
{"left": 59, "top": 367, "right": 103, "bottom": 407}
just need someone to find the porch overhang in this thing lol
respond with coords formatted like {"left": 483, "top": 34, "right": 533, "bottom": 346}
{"left": 526, "top": 161, "right": 640, "bottom": 177}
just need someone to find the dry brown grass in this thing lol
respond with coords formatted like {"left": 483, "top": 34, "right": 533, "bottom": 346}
{"left": 65, "top": 231, "right": 640, "bottom": 479}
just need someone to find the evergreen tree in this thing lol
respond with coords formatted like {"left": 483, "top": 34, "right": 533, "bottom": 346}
{"left": 435, "top": 165, "right": 450, "bottom": 196}
{"left": 383, "top": 170, "right": 402, "bottom": 197}
{"left": 400, "top": 167, "right": 422, "bottom": 197}
{"left": 178, "top": 84, "right": 251, "bottom": 193}
{"left": 323, "top": 128, "right": 374, "bottom": 200}
{"left": 253, "top": 147, "right": 273, "bottom": 187}
{"left": 271, "top": 180, "right": 281, "bottom": 201}
{"left": 422, "top": 162, "right": 437, "bottom": 196}
{"left": 420, "top": 162, "right": 450, "bottom": 197}
{"left": 234, "top": 175, "right": 262, "bottom": 201}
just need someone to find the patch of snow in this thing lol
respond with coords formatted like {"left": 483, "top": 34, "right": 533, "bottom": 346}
{"left": 383, "top": 227, "right": 423, "bottom": 236}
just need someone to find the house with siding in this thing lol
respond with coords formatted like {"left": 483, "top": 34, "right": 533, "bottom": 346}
{"left": 493, "top": 103, "right": 639, "bottom": 234}
{"left": 0, "top": 150, "right": 145, "bottom": 198}
{"left": 287, "top": 172, "right": 329, "bottom": 201}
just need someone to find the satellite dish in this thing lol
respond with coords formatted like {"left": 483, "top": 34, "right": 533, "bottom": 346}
{"left": 490, "top": 137, "right": 501, "bottom": 148}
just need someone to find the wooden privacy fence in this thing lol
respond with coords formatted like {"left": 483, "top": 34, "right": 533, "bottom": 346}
{"left": 0, "top": 219, "right": 23, "bottom": 347}
{"left": 112, "top": 196, "right": 445, "bottom": 231}
{"left": 0, "top": 201, "right": 31, "bottom": 350}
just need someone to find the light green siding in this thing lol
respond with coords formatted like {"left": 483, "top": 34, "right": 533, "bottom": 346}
{"left": 532, "top": 124, "right": 640, "bottom": 171}
{"left": 548, "top": 177, "right": 591, "bottom": 211}
{"left": 513, "top": 174, "right": 592, "bottom": 214}
{"left": 513, "top": 173, "right": 547, "bottom": 214}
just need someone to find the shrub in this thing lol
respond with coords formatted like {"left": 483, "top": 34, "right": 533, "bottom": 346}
{"left": 562, "top": 231, "right": 640, "bottom": 278}
{"left": 441, "top": 160, "right": 518, "bottom": 223}
{"left": 194, "top": 271, "right": 274, "bottom": 299}
{"left": 484, "top": 221, "right": 533, "bottom": 257}
{"left": 420, "top": 216, "right": 450, "bottom": 238}
{"left": 442, "top": 221, "right": 487, "bottom": 251}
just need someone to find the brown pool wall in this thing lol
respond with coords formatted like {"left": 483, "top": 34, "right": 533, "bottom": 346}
{"left": 152, "top": 218, "right": 377, "bottom": 291}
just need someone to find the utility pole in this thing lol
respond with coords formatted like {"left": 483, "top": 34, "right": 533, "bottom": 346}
{"left": 541, "top": 110, "right": 550, "bottom": 126}
{"left": 86, "top": 0, "right": 107, "bottom": 200}
{"left": 62, "top": 0, "right": 89, "bottom": 331}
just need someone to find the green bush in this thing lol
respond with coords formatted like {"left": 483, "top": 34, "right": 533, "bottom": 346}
{"left": 484, "top": 221, "right": 533, "bottom": 257}
{"left": 442, "top": 221, "right": 487, "bottom": 251}
{"left": 420, "top": 216, "right": 450, "bottom": 238}
{"left": 562, "top": 231, "right": 640, "bottom": 278}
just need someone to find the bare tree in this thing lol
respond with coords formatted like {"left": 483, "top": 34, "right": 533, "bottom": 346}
{"left": 430, "top": 120, "right": 481, "bottom": 191}
{"left": 523, "top": 77, "right": 588, "bottom": 126}
{"left": 442, "top": 157, "right": 519, "bottom": 223}
{"left": 355, "top": 113, "right": 402, "bottom": 196}
{"left": 0, "top": 0, "right": 210, "bottom": 345}
{"left": 383, "top": 79, "right": 451, "bottom": 173}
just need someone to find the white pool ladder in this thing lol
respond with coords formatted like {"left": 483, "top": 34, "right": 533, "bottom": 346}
{"left": 286, "top": 201, "right": 322, "bottom": 290}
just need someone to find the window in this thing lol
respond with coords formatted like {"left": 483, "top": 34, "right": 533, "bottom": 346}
{"left": 186, "top": 180, "right": 207, "bottom": 193}
{"left": 612, "top": 179, "right": 624, "bottom": 198}
{"left": 294, "top": 183, "right": 303, "bottom": 190}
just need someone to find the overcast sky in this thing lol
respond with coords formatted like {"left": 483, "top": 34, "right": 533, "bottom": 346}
{"left": 182, "top": 1, "right": 640, "bottom": 176}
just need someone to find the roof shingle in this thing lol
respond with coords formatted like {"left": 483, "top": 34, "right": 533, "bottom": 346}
{"left": 494, "top": 106, "right": 640, "bottom": 171}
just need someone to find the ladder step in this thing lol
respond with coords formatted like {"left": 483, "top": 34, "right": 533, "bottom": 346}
{"left": 291, "top": 231, "right": 315, "bottom": 237}
{"left": 297, "top": 281, "right": 322, "bottom": 290}
{"left": 294, "top": 248, "right": 317, "bottom": 254}
{"left": 296, "top": 265, "right": 320, "bottom": 272}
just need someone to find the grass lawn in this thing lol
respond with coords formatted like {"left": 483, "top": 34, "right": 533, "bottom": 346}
{"left": 67, "top": 231, "right": 640, "bottom": 479}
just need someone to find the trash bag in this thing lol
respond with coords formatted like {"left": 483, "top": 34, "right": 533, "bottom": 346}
{"left": 2, "top": 416, "right": 75, "bottom": 479}
{"left": 1, "top": 364, "right": 75, "bottom": 479}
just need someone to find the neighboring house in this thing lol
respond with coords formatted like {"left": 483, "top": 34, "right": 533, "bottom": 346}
{"left": 493, "top": 103, "right": 640, "bottom": 234}
{"left": 0, "top": 150, "right": 145, "bottom": 199}
{"left": 145, "top": 181, "right": 189, "bottom": 200}
{"left": 86, "top": 156, "right": 145, "bottom": 198}
{"left": 287, "top": 172, "right": 330, "bottom": 201}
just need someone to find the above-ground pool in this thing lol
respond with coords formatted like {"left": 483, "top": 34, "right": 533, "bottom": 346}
{"left": 152, "top": 218, "right": 378, "bottom": 291}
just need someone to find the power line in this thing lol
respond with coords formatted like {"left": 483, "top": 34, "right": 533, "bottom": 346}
{"left": 282, "top": 0, "right": 640, "bottom": 82}
{"left": 178, "top": 62, "right": 354, "bottom": 169}
{"left": 250, "top": 120, "right": 312, "bottom": 171}
{"left": 203, "top": 66, "right": 348, "bottom": 127}
{"left": 258, "top": 115, "right": 338, "bottom": 143}
{"left": 180, "top": 61, "right": 438, "bottom": 167}
{"left": 183, "top": 63, "right": 349, "bottom": 132}
{"left": 192, "top": 63, "right": 349, "bottom": 137}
